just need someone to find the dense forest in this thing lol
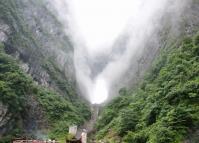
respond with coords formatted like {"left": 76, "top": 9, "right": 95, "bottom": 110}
{"left": 95, "top": 34, "right": 199, "bottom": 143}
{"left": 0, "top": 42, "right": 90, "bottom": 142}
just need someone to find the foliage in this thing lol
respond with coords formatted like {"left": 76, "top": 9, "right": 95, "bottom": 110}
{"left": 95, "top": 33, "right": 199, "bottom": 143}
{"left": 0, "top": 44, "right": 90, "bottom": 142}
{"left": 116, "top": 109, "right": 139, "bottom": 136}
{"left": 0, "top": 0, "right": 91, "bottom": 142}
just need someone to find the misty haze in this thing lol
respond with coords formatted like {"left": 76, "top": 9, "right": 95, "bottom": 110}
{"left": 51, "top": 0, "right": 188, "bottom": 104}
{"left": 0, "top": 0, "right": 199, "bottom": 143}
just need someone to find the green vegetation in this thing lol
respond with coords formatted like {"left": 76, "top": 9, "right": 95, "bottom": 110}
{"left": 0, "top": 44, "right": 90, "bottom": 143}
{"left": 95, "top": 33, "right": 199, "bottom": 143}
{"left": 0, "top": 0, "right": 40, "bottom": 51}
{"left": 0, "top": 1, "right": 91, "bottom": 142}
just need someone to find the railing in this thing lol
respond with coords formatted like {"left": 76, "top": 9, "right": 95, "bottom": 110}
{"left": 13, "top": 140, "right": 59, "bottom": 143}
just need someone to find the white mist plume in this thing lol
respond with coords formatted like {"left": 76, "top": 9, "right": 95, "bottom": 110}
{"left": 48, "top": 0, "right": 187, "bottom": 104}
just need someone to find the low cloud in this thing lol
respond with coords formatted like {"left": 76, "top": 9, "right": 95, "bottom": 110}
{"left": 48, "top": 0, "right": 189, "bottom": 104}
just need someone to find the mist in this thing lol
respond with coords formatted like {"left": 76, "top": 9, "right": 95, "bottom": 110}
{"left": 48, "top": 0, "right": 188, "bottom": 104}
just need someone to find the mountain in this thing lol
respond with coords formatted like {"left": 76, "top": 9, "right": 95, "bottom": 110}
{"left": 94, "top": 1, "right": 199, "bottom": 143}
{"left": 0, "top": 0, "right": 90, "bottom": 142}
{"left": 1, "top": 0, "right": 199, "bottom": 143}
{"left": 109, "top": 0, "right": 199, "bottom": 99}
{"left": 95, "top": 33, "right": 199, "bottom": 143}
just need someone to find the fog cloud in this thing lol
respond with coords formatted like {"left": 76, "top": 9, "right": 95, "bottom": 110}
{"left": 48, "top": 0, "right": 188, "bottom": 104}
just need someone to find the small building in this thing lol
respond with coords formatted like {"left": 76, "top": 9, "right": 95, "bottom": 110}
{"left": 69, "top": 125, "right": 77, "bottom": 136}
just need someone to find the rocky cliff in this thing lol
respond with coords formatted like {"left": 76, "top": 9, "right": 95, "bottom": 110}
{"left": 95, "top": 0, "right": 199, "bottom": 142}
{"left": 109, "top": 0, "right": 199, "bottom": 99}
{"left": 0, "top": 0, "right": 90, "bottom": 142}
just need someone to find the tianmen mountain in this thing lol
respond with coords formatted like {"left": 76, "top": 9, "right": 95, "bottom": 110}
{"left": 0, "top": 0, "right": 199, "bottom": 143}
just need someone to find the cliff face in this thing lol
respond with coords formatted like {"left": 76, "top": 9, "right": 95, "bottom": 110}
{"left": 109, "top": 0, "right": 199, "bottom": 99}
{"left": 0, "top": 0, "right": 75, "bottom": 87}
{"left": 95, "top": 1, "right": 199, "bottom": 143}
{"left": 0, "top": 0, "right": 90, "bottom": 142}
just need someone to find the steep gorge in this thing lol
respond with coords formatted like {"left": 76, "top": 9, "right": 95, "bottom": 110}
{"left": 0, "top": 0, "right": 199, "bottom": 143}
